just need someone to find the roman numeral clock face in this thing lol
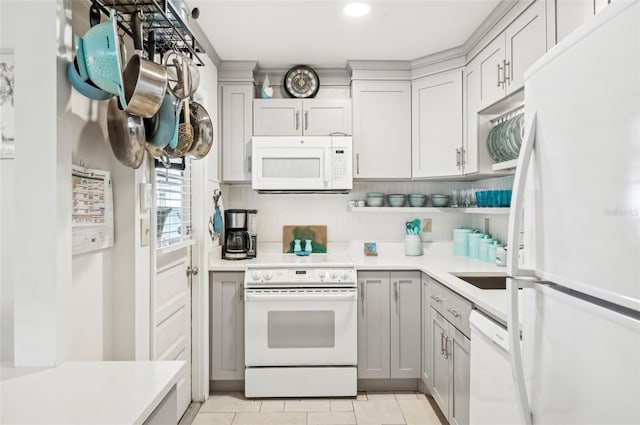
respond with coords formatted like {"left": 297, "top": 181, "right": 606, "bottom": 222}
{"left": 284, "top": 65, "right": 320, "bottom": 98}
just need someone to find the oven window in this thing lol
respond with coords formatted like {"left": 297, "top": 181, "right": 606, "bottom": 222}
{"left": 267, "top": 311, "right": 335, "bottom": 348}
{"left": 262, "top": 158, "right": 320, "bottom": 178}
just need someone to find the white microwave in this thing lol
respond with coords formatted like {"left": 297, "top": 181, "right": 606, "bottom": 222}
{"left": 251, "top": 136, "right": 353, "bottom": 193}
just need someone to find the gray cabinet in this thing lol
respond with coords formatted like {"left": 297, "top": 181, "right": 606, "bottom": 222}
{"left": 421, "top": 274, "right": 432, "bottom": 391}
{"left": 220, "top": 83, "right": 253, "bottom": 182}
{"left": 462, "top": 58, "right": 480, "bottom": 175}
{"left": 411, "top": 70, "right": 464, "bottom": 178}
{"left": 351, "top": 81, "right": 412, "bottom": 179}
{"left": 427, "top": 277, "right": 472, "bottom": 425}
{"left": 478, "top": 0, "right": 547, "bottom": 109}
{"left": 253, "top": 99, "right": 351, "bottom": 136}
{"left": 210, "top": 272, "right": 245, "bottom": 380}
{"left": 358, "top": 271, "right": 421, "bottom": 379}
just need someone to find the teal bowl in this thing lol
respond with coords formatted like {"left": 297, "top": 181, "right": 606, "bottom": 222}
{"left": 146, "top": 94, "right": 179, "bottom": 148}
{"left": 67, "top": 58, "right": 112, "bottom": 101}
{"left": 81, "top": 9, "right": 127, "bottom": 108}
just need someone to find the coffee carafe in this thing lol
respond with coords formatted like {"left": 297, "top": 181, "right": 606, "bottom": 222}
{"left": 223, "top": 209, "right": 251, "bottom": 260}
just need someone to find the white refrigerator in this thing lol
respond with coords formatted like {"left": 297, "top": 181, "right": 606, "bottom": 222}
{"left": 506, "top": 1, "right": 640, "bottom": 424}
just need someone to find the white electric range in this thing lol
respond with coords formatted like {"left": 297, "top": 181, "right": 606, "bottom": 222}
{"left": 243, "top": 254, "right": 357, "bottom": 398}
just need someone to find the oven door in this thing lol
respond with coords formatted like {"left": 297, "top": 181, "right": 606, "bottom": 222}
{"left": 244, "top": 287, "right": 357, "bottom": 367}
{"left": 251, "top": 137, "right": 332, "bottom": 191}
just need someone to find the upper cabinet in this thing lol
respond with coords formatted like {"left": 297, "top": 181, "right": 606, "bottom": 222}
{"left": 221, "top": 82, "right": 254, "bottom": 183}
{"left": 463, "top": 59, "right": 480, "bottom": 175}
{"left": 412, "top": 70, "right": 463, "bottom": 178}
{"left": 478, "top": 0, "right": 547, "bottom": 109}
{"left": 253, "top": 99, "right": 352, "bottom": 136}
{"left": 352, "top": 81, "right": 412, "bottom": 179}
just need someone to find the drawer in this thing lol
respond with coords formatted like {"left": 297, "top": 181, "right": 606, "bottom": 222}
{"left": 440, "top": 286, "right": 472, "bottom": 338}
{"left": 428, "top": 278, "right": 447, "bottom": 312}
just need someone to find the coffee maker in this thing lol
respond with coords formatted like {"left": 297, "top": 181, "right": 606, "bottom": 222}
{"left": 222, "top": 209, "right": 258, "bottom": 260}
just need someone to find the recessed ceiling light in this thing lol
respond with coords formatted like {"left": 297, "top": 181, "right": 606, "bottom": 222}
{"left": 344, "top": 2, "right": 370, "bottom": 17}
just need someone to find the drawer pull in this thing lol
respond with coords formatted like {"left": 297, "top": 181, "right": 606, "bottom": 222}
{"left": 447, "top": 307, "right": 461, "bottom": 318}
{"left": 430, "top": 295, "right": 443, "bottom": 303}
{"left": 440, "top": 332, "right": 445, "bottom": 355}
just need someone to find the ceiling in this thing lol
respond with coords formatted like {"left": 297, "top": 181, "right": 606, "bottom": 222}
{"left": 189, "top": 0, "right": 503, "bottom": 69}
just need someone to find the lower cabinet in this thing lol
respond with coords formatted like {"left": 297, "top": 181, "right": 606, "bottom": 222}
{"left": 425, "top": 274, "right": 472, "bottom": 425}
{"left": 357, "top": 271, "right": 421, "bottom": 379}
{"left": 210, "top": 272, "right": 245, "bottom": 380}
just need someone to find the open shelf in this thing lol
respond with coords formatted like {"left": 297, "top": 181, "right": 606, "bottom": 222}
{"left": 491, "top": 159, "right": 518, "bottom": 171}
{"left": 349, "top": 206, "right": 510, "bottom": 215}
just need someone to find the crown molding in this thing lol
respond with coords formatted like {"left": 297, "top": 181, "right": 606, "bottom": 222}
{"left": 218, "top": 61, "right": 258, "bottom": 82}
{"left": 347, "top": 61, "right": 412, "bottom": 81}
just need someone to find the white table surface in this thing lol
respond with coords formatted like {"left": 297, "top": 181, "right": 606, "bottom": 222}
{"left": 209, "top": 242, "right": 518, "bottom": 325}
{"left": 1, "top": 361, "right": 184, "bottom": 425}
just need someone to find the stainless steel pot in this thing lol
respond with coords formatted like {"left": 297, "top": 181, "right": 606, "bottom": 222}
{"left": 185, "top": 101, "right": 214, "bottom": 159}
{"left": 122, "top": 13, "right": 167, "bottom": 118}
{"left": 107, "top": 97, "right": 146, "bottom": 169}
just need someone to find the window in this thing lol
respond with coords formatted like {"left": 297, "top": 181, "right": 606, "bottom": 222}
{"left": 155, "top": 158, "right": 192, "bottom": 248}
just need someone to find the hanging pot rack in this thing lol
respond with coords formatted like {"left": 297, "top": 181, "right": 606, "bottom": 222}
{"left": 90, "top": 0, "right": 206, "bottom": 66}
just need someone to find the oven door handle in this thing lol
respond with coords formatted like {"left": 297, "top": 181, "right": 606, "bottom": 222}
{"left": 244, "top": 291, "right": 357, "bottom": 302}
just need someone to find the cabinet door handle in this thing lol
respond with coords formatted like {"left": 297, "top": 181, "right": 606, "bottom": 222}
{"left": 444, "top": 336, "right": 450, "bottom": 359}
{"left": 461, "top": 147, "right": 466, "bottom": 166}
{"left": 360, "top": 282, "right": 365, "bottom": 314}
{"left": 356, "top": 153, "right": 360, "bottom": 175}
{"left": 237, "top": 283, "right": 244, "bottom": 302}
{"left": 430, "top": 295, "right": 443, "bottom": 303}
{"left": 304, "top": 111, "right": 309, "bottom": 131}
{"left": 456, "top": 148, "right": 461, "bottom": 168}
{"left": 440, "top": 332, "right": 446, "bottom": 355}
{"left": 497, "top": 62, "right": 504, "bottom": 87}
{"left": 504, "top": 60, "right": 511, "bottom": 85}
{"left": 295, "top": 111, "right": 300, "bottom": 130}
{"left": 447, "top": 307, "right": 461, "bottom": 318}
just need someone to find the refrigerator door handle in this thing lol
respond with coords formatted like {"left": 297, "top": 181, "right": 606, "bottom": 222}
{"left": 507, "top": 277, "right": 534, "bottom": 425}
{"left": 507, "top": 111, "right": 538, "bottom": 278}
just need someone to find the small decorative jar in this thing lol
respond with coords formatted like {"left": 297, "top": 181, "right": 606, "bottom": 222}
{"left": 304, "top": 239, "right": 312, "bottom": 253}
{"left": 293, "top": 239, "right": 302, "bottom": 254}
{"left": 453, "top": 228, "right": 473, "bottom": 256}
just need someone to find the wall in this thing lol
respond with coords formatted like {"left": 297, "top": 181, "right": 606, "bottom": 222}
{"left": 224, "top": 175, "right": 514, "bottom": 247}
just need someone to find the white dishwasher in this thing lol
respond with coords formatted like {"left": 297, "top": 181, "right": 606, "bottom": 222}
{"left": 469, "top": 310, "right": 523, "bottom": 425}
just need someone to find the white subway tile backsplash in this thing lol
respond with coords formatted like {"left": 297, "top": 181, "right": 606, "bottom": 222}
{"left": 222, "top": 176, "right": 514, "bottom": 244}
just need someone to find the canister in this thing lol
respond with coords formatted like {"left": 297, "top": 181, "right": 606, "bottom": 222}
{"left": 404, "top": 234, "right": 423, "bottom": 256}
{"left": 468, "top": 232, "right": 485, "bottom": 259}
{"left": 479, "top": 237, "right": 495, "bottom": 262}
{"left": 453, "top": 228, "right": 473, "bottom": 256}
{"left": 487, "top": 241, "right": 503, "bottom": 264}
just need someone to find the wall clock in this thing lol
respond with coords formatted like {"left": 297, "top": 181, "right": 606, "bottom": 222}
{"left": 284, "top": 65, "right": 320, "bottom": 98}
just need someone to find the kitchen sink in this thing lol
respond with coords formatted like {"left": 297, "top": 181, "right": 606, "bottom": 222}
{"left": 453, "top": 274, "right": 507, "bottom": 290}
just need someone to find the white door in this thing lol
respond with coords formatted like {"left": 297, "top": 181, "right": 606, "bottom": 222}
{"left": 154, "top": 254, "right": 192, "bottom": 419}
{"left": 244, "top": 288, "right": 358, "bottom": 366}
{"left": 478, "top": 33, "right": 506, "bottom": 109}
{"left": 253, "top": 99, "right": 301, "bottom": 136}
{"left": 412, "top": 70, "right": 463, "bottom": 178}
{"left": 302, "top": 99, "right": 352, "bottom": 135}
{"left": 153, "top": 161, "right": 194, "bottom": 420}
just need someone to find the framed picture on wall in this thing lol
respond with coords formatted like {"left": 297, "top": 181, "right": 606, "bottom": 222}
{"left": 1, "top": 49, "right": 15, "bottom": 159}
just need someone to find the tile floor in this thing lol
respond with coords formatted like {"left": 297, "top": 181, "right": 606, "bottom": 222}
{"left": 188, "top": 391, "right": 446, "bottom": 425}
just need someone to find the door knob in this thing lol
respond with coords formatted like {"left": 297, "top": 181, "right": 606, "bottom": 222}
{"left": 186, "top": 266, "right": 199, "bottom": 277}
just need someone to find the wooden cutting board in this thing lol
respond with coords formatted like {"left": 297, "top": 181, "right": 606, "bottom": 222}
{"left": 282, "top": 225, "right": 328, "bottom": 253}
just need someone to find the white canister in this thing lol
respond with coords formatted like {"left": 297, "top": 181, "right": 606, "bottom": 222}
{"left": 496, "top": 246, "right": 507, "bottom": 266}
{"left": 404, "top": 234, "right": 423, "bottom": 256}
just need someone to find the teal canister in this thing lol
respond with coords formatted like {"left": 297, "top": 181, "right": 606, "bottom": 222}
{"left": 487, "top": 241, "right": 502, "bottom": 264}
{"left": 468, "top": 233, "right": 485, "bottom": 259}
{"left": 479, "top": 237, "right": 495, "bottom": 262}
{"left": 453, "top": 228, "right": 473, "bottom": 256}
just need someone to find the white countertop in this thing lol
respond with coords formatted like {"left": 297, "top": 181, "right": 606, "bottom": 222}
{"left": 209, "top": 242, "right": 515, "bottom": 325}
{"left": 1, "top": 361, "right": 185, "bottom": 425}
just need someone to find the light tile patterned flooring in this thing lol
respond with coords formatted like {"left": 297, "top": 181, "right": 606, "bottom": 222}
{"left": 189, "top": 391, "right": 446, "bottom": 425}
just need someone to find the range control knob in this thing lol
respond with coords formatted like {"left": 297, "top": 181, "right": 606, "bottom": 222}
{"left": 330, "top": 272, "right": 339, "bottom": 279}
{"left": 318, "top": 270, "right": 327, "bottom": 279}
{"left": 263, "top": 271, "right": 273, "bottom": 281}
{"left": 340, "top": 271, "right": 351, "bottom": 280}
{"left": 251, "top": 270, "right": 262, "bottom": 281}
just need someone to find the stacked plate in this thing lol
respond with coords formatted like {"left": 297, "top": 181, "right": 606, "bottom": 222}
{"left": 487, "top": 113, "right": 524, "bottom": 162}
